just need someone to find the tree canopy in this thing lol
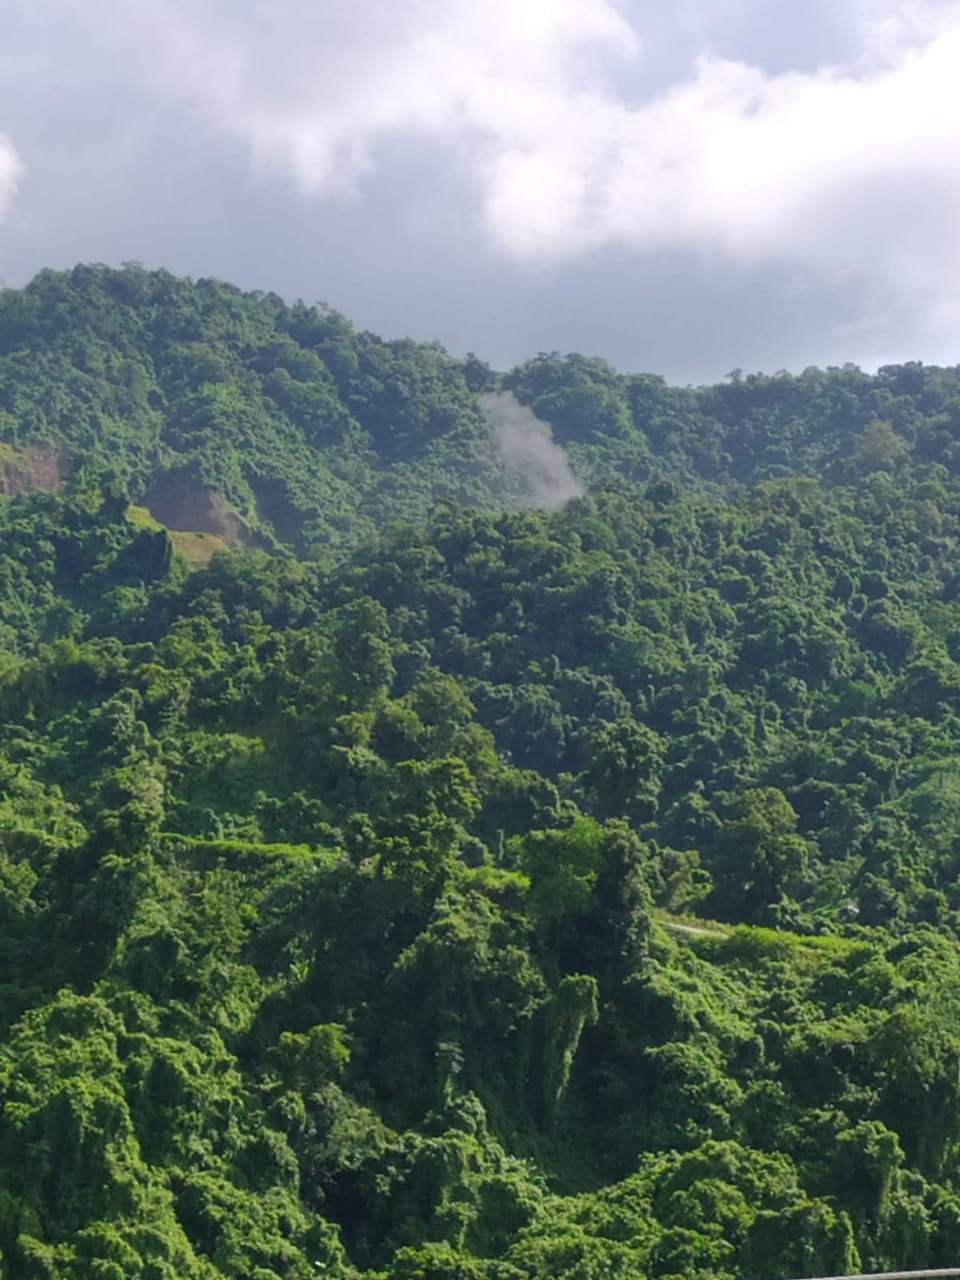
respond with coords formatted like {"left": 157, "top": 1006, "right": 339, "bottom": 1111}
{"left": 3, "top": 265, "right": 960, "bottom": 1276}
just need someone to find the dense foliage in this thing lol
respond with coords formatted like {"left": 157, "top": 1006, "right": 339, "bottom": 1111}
{"left": 4, "top": 265, "right": 960, "bottom": 1276}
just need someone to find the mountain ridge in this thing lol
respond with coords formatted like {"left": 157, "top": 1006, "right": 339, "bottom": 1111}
{"left": 4, "top": 263, "right": 960, "bottom": 555}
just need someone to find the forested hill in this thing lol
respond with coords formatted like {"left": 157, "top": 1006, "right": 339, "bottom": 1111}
{"left": 6, "top": 266, "right": 960, "bottom": 1278}
{"left": 3, "top": 263, "right": 960, "bottom": 552}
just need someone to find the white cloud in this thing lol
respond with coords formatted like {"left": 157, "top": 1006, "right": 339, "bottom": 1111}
{"left": 0, "top": 133, "right": 22, "bottom": 221}
{"left": 466, "top": 3, "right": 960, "bottom": 281}
{"left": 9, "top": 0, "right": 960, "bottom": 361}
{"left": 53, "top": 0, "right": 638, "bottom": 196}
{"left": 56, "top": 2, "right": 960, "bottom": 256}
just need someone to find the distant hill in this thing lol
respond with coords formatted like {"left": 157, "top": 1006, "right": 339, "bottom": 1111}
{"left": 4, "top": 264, "right": 960, "bottom": 555}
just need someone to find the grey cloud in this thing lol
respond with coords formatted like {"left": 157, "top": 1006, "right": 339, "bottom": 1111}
{"left": 0, "top": 1, "right": 958, "bottom": 384}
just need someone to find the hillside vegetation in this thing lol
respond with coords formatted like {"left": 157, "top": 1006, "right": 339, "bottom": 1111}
{"left": 4, "top": 265, "right": 960, "bottom": 1277}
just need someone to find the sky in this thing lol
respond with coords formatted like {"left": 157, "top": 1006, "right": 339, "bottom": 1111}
{"left": 1, "top": 0, "right": 959, "bottom": 382}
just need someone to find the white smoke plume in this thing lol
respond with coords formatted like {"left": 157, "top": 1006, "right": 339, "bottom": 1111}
{"left": 0, "top": 134, "right": 22, "bottom": 221}
{"left": 479, "top": 391, "right": 584, "bottom": 510}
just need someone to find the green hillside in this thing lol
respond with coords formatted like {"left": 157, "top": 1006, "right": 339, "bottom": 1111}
{"left": 4, "top": 265, "right": 960, "bottom": 1277}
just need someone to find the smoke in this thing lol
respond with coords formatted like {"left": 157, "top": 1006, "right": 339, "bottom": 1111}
{"left": 478, "top": 390, "right": 584, "bottom": 509}
{"left": 0, "top": 134, "right": 22, "bottom": 220}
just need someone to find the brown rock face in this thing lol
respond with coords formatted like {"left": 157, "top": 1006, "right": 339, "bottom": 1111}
{"left": 0, "top": 443, "right": 68, "bottom": 496}
{"left": 143, "top": 477, "right": 251, "bottom": 545}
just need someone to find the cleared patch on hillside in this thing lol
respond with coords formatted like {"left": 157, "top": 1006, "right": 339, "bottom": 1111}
{"left": 127, "top": 502, "right": 229, "bottom": 569}
{"left": 0, "top": 442, "right": 68, "bottom": 496}
{"left": 144, "top": 476, "right": 251, "bottom": 545}
{"left": 169, "top": 530, "right": 231, "bottom": 568}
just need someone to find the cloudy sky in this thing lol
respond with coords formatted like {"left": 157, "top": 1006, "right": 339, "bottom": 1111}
{"left": 0, "top": 0, "right": 958, "bottom": 381}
